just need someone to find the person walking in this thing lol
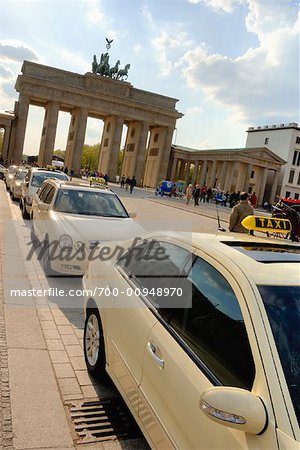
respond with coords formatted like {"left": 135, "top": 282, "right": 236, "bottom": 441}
{"left": 125, "top": 176, "right": 130, "bottom": 191}
{"left": 249, "top": 192, "right": 257, "bottom": 208}
{"left": 185, "top": 184, "right": 194, "bottom": 205}
{"left": 129, "top": 176, "right": 137, "bottom": 194}
{"left": 229, "top": 192, "right": 254, "bottom": 233}
{"left": 193, "top": 184, "right": 200, "bottom": 206}
{"left": 120, "top": 175, "right": 125, "bottom": 188}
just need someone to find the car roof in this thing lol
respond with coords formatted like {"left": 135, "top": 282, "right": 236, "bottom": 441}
{"left": 44, "top": 179, "right": 114, "bottom": 194}
{"left": 145, "top": 231, "right": 300, "bottom": 286}
{"left": 29, "top": 167, "right": 64, "bottom": 174}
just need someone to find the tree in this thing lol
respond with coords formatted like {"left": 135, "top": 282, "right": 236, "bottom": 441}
{"left": 81, "top": 143, "right": 100, "bottom": 171}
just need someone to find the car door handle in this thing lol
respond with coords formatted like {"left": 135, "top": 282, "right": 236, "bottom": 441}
{"left": 147, "top": 342, "right": 164, "bottom": 369}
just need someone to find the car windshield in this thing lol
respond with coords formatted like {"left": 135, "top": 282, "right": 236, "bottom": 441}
{"left": 54, "top": 189, "right": 129, "bottom": 218}
{"left": 16, "top": 171, "right": 27, "bottom": 181}
{"left": 31, "top": 172, "right": 68, "bottom": 188}
{"left": 258, "top": 285, "right": 300, "bottom": 425}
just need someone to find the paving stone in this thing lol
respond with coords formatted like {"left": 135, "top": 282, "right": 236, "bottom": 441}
{"left": 57, "top": 325, "right": 75, "bottom": 335}
{"left": 49, "top": 350, "right": 70, "bottom": 364}
{"left": 75, "top": 370, "right": 98, "bottom": 386}
{"left": 70, "top": 356, "right": 87, "bottom": 371}
{"left": 46, "top": 339, "right": 65, "bottom": 351}
{"left": 58, "top": 377, "right": 82, "bottom": 396}
{"left": 65, "top": 345, "right": 84, "bottom": 357}
{"left": 61, "top": 334, "right": 80, "bottom": 345}
{"left": 53, "top": 363, "right": 75, "bottom": 378}
{"left": 43, "top": 328, "right": 61, "bottom": 339}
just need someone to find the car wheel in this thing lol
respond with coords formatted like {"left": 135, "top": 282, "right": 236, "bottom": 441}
{"left": 22, "top": 200, "right": 30, "bottom": 220}
{"left": 84, "top": 308, "right": 106, "bottom": 379}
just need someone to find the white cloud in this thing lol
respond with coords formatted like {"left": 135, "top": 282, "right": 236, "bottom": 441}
{"left": 85, "top": 0, "right": 105, "bottom": 26}
{"left": 61, "top": 50, "right": 90, "bottom": 73}
{"left": 187, "top": 0, "right": 246, "bottom": 13}
{"left": 0, "top": 40, "right": 38, "bottom": 63}
{"left": 178, "top": 0, "right": 299, "bottom": 124}
{"left": 152, "top": 31, "right": 193, "bottom": 76}
{"left": 186, "top": 105, "right": 204, "bottom": 115}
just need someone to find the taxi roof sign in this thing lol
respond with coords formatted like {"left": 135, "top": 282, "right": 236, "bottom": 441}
{"left": 242, "top": 215, "right": 292, "bottom": 234}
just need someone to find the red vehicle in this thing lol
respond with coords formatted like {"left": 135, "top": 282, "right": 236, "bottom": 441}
{"left": 272, "top": 198, "right": 300, "bottom": 241}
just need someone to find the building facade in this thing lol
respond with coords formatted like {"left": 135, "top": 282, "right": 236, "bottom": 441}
{"left": 246, "top": 123, "right": 300, "bottom": 200}
{"left": 168, "top": 145, "right": 286, "bottom": 206}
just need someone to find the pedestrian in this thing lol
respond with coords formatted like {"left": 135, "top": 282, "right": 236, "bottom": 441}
{"left": 64, "top": 167, "right": 69, "bottom": 175}
{"left": 103, "top": 173, "right": 109, "bottom": 184}
{"left": 70, "top": 168, "right": 74, "bottom": 179}
{"left": 125, "top": 176, "right": 130, "bottom": 191}
{"left": 185, "top": 184, "right": 194, "bottom": 205}
{"left": 229, "top": 192, "right": 254, "bottom": 233}
{"left": 200, "top": 186, "right": 207, "bottom": 202}
{"left": 193, "top": 184, "right": 200, "bottom": 206}
{"left": 121, "top": 175, "right": 125, "bottom": 188}
{"left": 129, "top": 176, "right": 137, "bottom": 194}
{"left": 249, "top": 192, "right": 257, "bottom": 208}
{"left": 206, "top": 187, "right": 213, "bottom": 203}
{"left": 115, "top": 174, "right": 120, "bottom": 184}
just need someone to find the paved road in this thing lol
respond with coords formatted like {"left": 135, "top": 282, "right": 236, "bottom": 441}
{"left": 0, "top": 180, "right": 234, "bottom": 449}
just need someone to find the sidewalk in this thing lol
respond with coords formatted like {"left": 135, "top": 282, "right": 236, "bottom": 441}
{"left": 0, "top": 182, "right": 75, "bottom": 449}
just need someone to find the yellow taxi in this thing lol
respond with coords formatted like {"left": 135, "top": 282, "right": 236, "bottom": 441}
{"left": 82, "top": 231, "right": 300, "bottom": 449}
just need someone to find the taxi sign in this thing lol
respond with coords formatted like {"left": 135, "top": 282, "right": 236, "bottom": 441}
{"left": 88, "top": 176, "right": 106, "bottom": 186}
{"left": 242, "top": 215, "right": 292, "bottom": 233}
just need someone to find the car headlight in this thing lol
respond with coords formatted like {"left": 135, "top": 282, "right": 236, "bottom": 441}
{"left": 59, "top": 234, "right": 73, "bottom": 249}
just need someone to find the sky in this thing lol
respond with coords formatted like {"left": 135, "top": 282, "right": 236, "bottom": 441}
{"left": 0, "top": 0, "right": 299, "bottom": 156}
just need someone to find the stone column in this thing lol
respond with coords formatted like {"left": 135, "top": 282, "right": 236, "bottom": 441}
{"left": 219, "top": 161, "right": 228, "bottom": 190}
{"left": 209, "top": 160, "right": 217, "bottom": 187}
{"left": 269, "top": 170, "right": 280, "bottom": 204}
{"left": 65, "top": 108, "right": 88, "bottom": 175}
{"left": 235, "top": 163, "right": 246, "bottom": 192}
{"left": 184, "top": 162, "right": 191, "bottom": 186}
{"left": 178, "top": 160, "right": 185, "bottom": 179}
{"left": 38, "top": 101, "right": 60, "bottom": 167}
{"left": 199, "top": 160, "right": 208, "bottom": 186}
{"left": 192, "top": 161, "right": 199, "bottom": 185}
{"left": 12, "top": 95, "right": 30, "bottom": 164}
{"left": 258, "top": 168, "right": 268, "bottom": 206}
{"left": 1, "top": 125, "right": 11, "bottom": 164}
{"left": 134, "top": 121, "right": 150, "bottom": 186}
{"left": 170, "top": 157, "right": 178, "bottom": 181}
{"left": 243, "top": 164, "right": 253, "bottom": 192}
{"left": 156, "top": 127, "right": 175, "bottom": 183}
{"left": 224, "top": 162, "right": 234, "bottom": 192}
{"left": 108, "top": 116, "right": 124, "bottom": 181}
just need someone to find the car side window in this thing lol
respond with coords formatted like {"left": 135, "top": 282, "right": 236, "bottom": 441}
{"left": 44, "top": 187, "right": 55, "bottom": 204}
{"left": 168, "top": 256, "right": 255, "bottom": 390}
{"left": 39, "top": 184, "right": 52, "bottom": 203}
{"left": 118, "top": 241, "right": 191, "bottom": 309}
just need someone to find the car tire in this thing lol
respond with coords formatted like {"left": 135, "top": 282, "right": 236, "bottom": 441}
{"left": 22, "top": 200, "right": 30, "bottom": 220}
{"left": 84, "top": 308, "right": 106, "bottom": 379}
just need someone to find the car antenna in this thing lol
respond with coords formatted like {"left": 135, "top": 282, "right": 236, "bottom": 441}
{"left": 215, "top": 199, "right": 226, "bottom": 232}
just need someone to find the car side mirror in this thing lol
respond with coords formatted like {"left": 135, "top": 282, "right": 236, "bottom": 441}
{"left": 200, "top": 386, "right": 267, "bottom": 435}
{"left": 129, "top": 212, "right": 137, "bottom": 218}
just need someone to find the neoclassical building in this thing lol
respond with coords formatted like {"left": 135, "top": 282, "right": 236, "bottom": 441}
{"left": 1, "top": 61, "right": 182, "bottom": 187}
{"left": 168, "top": 145, "right": 286, "bottom": 206}
{"left": 0, "top": 61, "right": 291, "bottom": 205}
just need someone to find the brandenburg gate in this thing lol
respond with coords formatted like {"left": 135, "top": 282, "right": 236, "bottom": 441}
{"left": 4, "top": 60, "right": 182, "bottom": 186}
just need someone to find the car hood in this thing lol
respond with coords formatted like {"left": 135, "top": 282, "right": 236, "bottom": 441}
{"left": 51, "top": 212, "right": 145, "bottom": 242}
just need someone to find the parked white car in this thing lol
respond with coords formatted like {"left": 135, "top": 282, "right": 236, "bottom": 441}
{"left": 20, "top": 167, "right": 69, "bottom": 219}
{"left": 10, "top": 167, "right": 28, "bottom": 200}
{"left": 31, "top": 178, "right": 144, "bottom": 275}
{"left": 4, "top": 165, "right": 17, "bottom": 189}
{"left": 82, "top": 231, "right": 300, "bottom": 450}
